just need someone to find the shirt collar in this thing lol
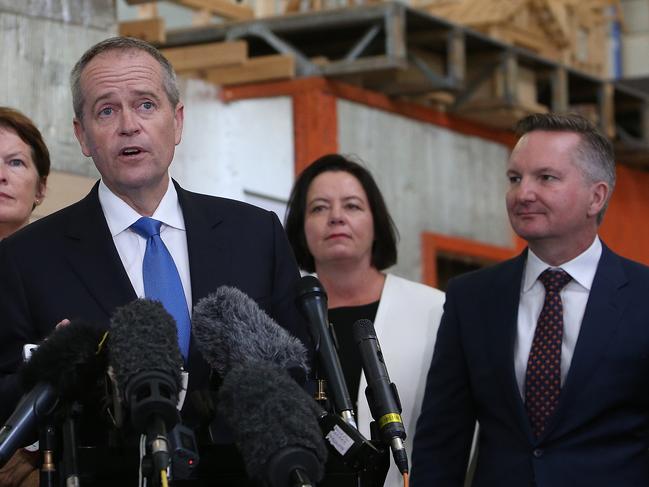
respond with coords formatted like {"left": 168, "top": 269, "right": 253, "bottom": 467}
{"left": 522, "top": 237, "right": 602, "bottom": 293}
{"left": 98, "top": 178, "right": 185, "bottom": 237}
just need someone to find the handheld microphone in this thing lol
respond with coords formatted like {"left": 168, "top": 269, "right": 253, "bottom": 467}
{"left": 193, "top": 286, "right": 309, "bottom": 382}
{"left": 0, "top": 321, "right": 107, "bottom": 468}
{"left": 109, "top": 299, "right": 183, "bottom": 477}
{"left": 352, "top": 319, "right": 408, "bottom": 474}
{"left": 217, "top": 361, "right": 328, "bottom": 487}
{"left": 295, "top": 276, "right": 356, "bottom": 428}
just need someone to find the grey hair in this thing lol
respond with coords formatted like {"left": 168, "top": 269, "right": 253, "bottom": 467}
{"left": 70, "top": 36, "right": 179, "bottom": 120}
{"left": 515, "top": 113, "right": 616, "bottom": 224}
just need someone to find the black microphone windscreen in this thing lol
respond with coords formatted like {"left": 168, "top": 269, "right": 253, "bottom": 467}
{"left": 109, "top": 299, "right": 183, "bottom": 392}
{"left": 20, "top": 320, "right": 107, "bottom": 400}
{"left": 352, "top": 318, "right": 376, "bottom": 343}
{"left": 295, "top": 275, "right": 326, "bottom": 301}
{"left": 192, "top": 286, "right": 309, "bottom": 378}
{"left": 217, "top": 362, "right": 327, "bottom": 482}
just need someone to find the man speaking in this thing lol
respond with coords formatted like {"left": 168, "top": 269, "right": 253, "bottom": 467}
{"left": 412, "top": 113, "right": 649, "bottom": 486}
{"left": 0, "top": 37, "right": 310, "bottom": 485}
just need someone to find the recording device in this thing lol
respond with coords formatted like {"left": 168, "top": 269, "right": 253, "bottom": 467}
{"left": 0, "top": 320, "right": 107, "bottom": 468}
{"left": 295, "top": 276, "right": 357, "bottom": 428}
{"left": 352, "top": 319, "right": 408, "bottom": 474}
{"left": 193, "top": 285, "right": 310, "bottom": 383}
{"left": 217, "top": 362, "right": 328, "bottom": 487}
{"left": 168, "top": 423, "right": 199, "bottom": 479}
{"left": 109, "top": 299, "right": 184, "bottom": 481}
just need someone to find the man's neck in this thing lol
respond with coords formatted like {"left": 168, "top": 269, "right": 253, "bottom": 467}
{"left": 107, "top": 177, "right": 170, "bottom": 217}
{"left": 528, "top": 232, "right": 598, "bottom": 266}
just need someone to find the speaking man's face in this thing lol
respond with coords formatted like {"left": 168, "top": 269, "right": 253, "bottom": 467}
{"left": 73, "top": 49, "right": 183, "bottom": 204}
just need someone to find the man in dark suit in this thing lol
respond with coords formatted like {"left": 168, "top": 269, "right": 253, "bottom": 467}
{"left": 411, "top": 113, "right": 649, "bottom": 487}
{"left": 0, "top": 37, "right": 310, "bottom": 484}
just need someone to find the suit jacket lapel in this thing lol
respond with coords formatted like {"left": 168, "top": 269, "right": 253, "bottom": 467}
{"left": 63, "top": 183, "right": 136, "bottom": 319}
{"left": 545, "top": 244, "right": 628, "bottom": 436}
{"left": 175, "top": 182, "right": 226, "bottom": 307}
{"left": 484, "top": 250, "right": 535, "bottom": 440}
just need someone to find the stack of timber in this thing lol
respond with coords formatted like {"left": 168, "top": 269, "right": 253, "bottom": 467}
{"left": 422, "top": 0, "right": 620, "bottom": 77}
{"left": 160, "top": 41, "right": 295, "bottom": 85}
{"left": 119, "top": 1, "right": 295, "bottom": 86}
{"left": 117, "top": 0, "right": 646, "bottom": 144}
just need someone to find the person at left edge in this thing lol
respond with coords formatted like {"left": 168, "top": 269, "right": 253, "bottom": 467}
{"left": 0, "top": 37, "right": 311, "bottom": 485}
{"left": 0, "top": 107, "right": 50, "bottom": 487}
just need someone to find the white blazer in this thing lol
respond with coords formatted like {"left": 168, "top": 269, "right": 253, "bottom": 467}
{"left": 356, "top": 273, "right": 445, "bottom": 487}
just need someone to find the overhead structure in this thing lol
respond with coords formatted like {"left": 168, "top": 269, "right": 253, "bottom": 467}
{"left": 131, "top": 1, "right": 648, "bottom": 167}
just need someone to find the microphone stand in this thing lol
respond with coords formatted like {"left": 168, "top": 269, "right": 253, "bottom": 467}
{"left": 39, "top": 422, "right": 58, "bottom": 487}
{"left": 62, "top": 403, "right": 82, "bottom": 487}
{"left": 290, "top": 468, "right": 314, "bottom": 487}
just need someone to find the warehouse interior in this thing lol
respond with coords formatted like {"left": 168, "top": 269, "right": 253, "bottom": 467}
{"left": 3, "top": 0, "right": 649, "bottom": 285}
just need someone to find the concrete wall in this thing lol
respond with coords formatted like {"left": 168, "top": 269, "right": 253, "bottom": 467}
{"left": 0, "top": 0, "right": 115, "bottom": 179}
{"left": 172, "top": 77, "right": 294, "bottom": 218}
{"left": 337, "top": 99, "right": 512, "bottom": 281}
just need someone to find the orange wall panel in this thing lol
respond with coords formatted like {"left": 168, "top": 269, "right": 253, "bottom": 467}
{"left": 222, "top": 76, "right": 649, "bottom": 276}
{"left": 293, "top": 89, "right": 338, "bottom": 174}
{"left": 600, "top": 165, "right": 649, "bottom": 266}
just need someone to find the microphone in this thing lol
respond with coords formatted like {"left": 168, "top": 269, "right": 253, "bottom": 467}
{"left": 192, "top": 285, "right": 309, "bottom": 382}
{"left": 193, "top": 286, "right": 385, "bottom": 483}
{"left": 109, "top": 299, "right": 183, "bottom": 478}
{"left": 295, "top": 276, "right": 356, "bottom": 428}
{"left": 353, "top": 318, "right": 408, "bottom": 474}
{"left": 217, "top": 361, "right": 328, "bottom": 487}
{"left": 0, "top": 321, "right": 107, "bottom": 467}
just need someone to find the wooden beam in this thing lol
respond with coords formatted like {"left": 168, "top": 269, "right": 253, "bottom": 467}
{"left": 136, "top": 3, "right": 158, "bottom": 18}
{"left": 161, "top": 41, "right": 247, "bottom": 72}
{"left": 205, "top": 54, "right": 295, "bottom": 85}
{"left": 192, "top": 8, "right": 212, "bottom": 26}
{"left": 119, "top": 18, "right": 166, "bottom": 43}
{"left": 174, "top": 0, "right": 254, "bottom": 21}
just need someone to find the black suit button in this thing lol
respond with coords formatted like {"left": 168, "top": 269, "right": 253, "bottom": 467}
{"left": 533, "top": 448, "right": 543, "bottom": 458}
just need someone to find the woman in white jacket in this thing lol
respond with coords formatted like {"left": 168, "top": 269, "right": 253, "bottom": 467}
{"left": 285, "top": 154, "right": 445, "bottom": 487}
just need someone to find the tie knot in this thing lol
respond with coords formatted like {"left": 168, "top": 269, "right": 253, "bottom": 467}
{"left": 131, "top": 217, "right": 162, "bottom": 239}
{"left": 539, "top": 268, "right": 571, "bottom": 293}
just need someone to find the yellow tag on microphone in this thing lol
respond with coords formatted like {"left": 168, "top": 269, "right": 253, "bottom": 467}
{"left": 378, "top": 413, "right": 402, "bottom": 428}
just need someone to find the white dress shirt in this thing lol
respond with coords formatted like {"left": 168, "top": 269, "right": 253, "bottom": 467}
{"left": 514, "top": 237, "right": 602, "bottom": 396}
{"left": 98, "top": 179, "right": 192, "bottom": 312}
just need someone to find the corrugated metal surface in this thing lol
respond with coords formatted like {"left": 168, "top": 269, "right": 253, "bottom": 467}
{"left": 337, "top": 99, "right": 513, "bottom": 281}
{"left": 0, "top": 4, "right": 115, "bottom": 178}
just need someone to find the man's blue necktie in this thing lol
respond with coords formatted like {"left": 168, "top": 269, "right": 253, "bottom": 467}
{"left": 131, "top": 217, "right": 191, "bottom": 360}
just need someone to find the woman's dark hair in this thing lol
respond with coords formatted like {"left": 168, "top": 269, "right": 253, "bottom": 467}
{"left": 285, "top": 154, "right": 398, "bottom": 273}
{"left": 0, "top": 107, "right": 50, "bottom": 181}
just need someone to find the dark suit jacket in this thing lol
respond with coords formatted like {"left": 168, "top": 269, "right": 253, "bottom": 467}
{"left": 0, "top": 181, "right": 311, "bottom": 428}
{"left": 411, "top": 244, "right": 649, "bottom": 487}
